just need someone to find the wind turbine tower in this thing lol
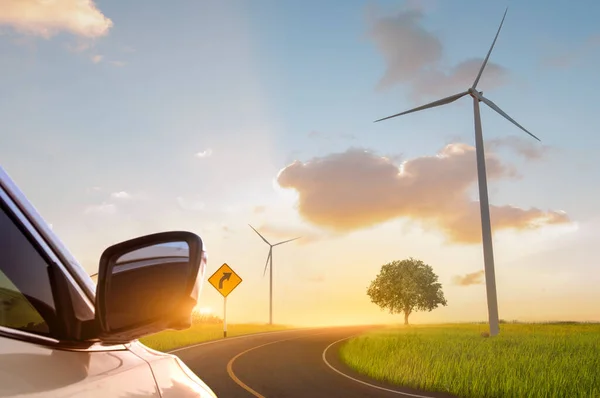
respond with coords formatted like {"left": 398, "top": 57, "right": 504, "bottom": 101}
{"left": 374, "top": 8, "right": 540, "bottom": 336}
{"left": 249, "top": 225, "right": 300, "bottom": 325}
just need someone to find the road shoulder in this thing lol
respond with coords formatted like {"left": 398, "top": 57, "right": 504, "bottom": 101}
{"left": 323, "top": 335, "right": 456, "bottom": 398}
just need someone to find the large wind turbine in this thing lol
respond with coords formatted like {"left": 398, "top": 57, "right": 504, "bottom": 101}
{"left": 249, "top": 224, "right": 300, "bottom": 325}
{"left": 374, "top": 8, "right": 539, "bottom": 337}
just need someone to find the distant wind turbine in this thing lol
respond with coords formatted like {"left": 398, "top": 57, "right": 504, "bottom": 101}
{"left": 249, "top": 224, "right": 300, "bottom": 325}
{"left": 374, "top": 8, "right": 540, "bottom": 337}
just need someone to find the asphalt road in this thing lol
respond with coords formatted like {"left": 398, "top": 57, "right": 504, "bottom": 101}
{"left": 173, "top": 326, "right": 456, "bottom": 398}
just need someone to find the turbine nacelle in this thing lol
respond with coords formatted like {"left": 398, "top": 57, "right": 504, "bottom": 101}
{"left": 468, "top": 88, "right": 484, "bottom": 101}
{"left": 248, "top": 224, "right": 301, "bottom": 277}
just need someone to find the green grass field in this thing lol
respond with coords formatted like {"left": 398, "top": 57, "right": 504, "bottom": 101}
{"left": 339, "top": 323, "right": 600, "bottom": 398}
{"left": 139, "top": 323, "right": 292, "bottom": 352}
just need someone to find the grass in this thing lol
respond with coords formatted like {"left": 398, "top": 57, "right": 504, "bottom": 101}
{"left": 339, "top": 323, "right": 600, "bottom": 398}
{"left": 139, "top": 322, "right": 292, "bottom": 352}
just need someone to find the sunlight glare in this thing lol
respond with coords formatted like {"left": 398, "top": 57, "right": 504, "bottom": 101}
{"left": 198, "top": 307, "right": 212, "bottom": 315}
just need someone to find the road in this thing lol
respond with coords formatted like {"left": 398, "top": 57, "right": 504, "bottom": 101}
{"left": 173, "top": 326, "right": 455, "bottom": 398}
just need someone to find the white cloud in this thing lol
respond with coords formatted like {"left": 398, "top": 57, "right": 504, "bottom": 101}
{"left": 196, "top": 148, "right": 213, "bottom": 158}
{"left": 176, "top": 196, "right": 205, "bottom": 211}
{"left": 541, "top": 34, "right": 600, "bottom": 69}
{"left": 83, "top": 191, "right": 146, "bottom": 216}
{"left": 120, "top": 45, "right": 136, "bottom": 53}
{"left": 0, "top": 0, "right": 113, "bottom": 39}
{"left": 452, "top": 270, "right": 485, "bottom": 286}
{"left": 84, "top": 203, "right": 116, "bottom": 215}
{"left": 487, "top": 135, "right": 552, "bottom": 161}
{"left": 277, "top": 143, "right": 570, "bottom": 244}
{"left": 86, "top": 186, "right": 102, "bottom": 193}
{"left": 67, "top": 39, "right": 93, "bottom": 53}
{"left": 88, "top": 57, "right": 127, "bottom": 67}
{"left": 367, "top": 5, "right": 509, "bottom": 100}
{"left": 110, "top": 191, "right": 131, "bottom": 200}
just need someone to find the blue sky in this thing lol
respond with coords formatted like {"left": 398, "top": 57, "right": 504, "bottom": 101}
{"left": 1, "top": 0, "right": 599, "bottom": 325}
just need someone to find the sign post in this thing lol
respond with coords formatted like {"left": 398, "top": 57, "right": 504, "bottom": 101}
{"left": 223, "top": 296, "right": 227, "bottom": 337}
{"left": 208, "top": 263, "right": 242, "bottom": 338}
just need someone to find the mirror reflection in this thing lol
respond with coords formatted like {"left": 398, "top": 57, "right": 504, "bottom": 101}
{"left": 115, "top": 241, "right": 190, "bottom": 272}
{"left": 106, "top": 241, "right": 193, "bottom": 331}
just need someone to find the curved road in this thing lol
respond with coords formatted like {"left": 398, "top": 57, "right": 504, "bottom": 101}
{"left": 172, "top": 326, "right": 455, "bottom": 398}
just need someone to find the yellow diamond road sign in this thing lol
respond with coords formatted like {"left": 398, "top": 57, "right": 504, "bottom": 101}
{"left": 208, "top": 263, "right": 242, "bottom": 297}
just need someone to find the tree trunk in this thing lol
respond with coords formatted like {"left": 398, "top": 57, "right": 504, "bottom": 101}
{"left": 404, "top": 311, "right": 410, "bottom": 325}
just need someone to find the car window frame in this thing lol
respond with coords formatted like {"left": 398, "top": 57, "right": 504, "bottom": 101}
{"left": 0, "top": 168, "right": 96, "bottom": 302}
{"left": 0, "top": 184, "right": 126, "bottom": 352}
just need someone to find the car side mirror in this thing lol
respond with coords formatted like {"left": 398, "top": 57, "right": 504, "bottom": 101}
{"left": 95, "top": 231, "right": 206, "bottom": 344}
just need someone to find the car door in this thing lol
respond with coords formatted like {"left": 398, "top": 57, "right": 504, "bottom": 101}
{"left": 0, "top": 185, "right": 161, "bottom": 397}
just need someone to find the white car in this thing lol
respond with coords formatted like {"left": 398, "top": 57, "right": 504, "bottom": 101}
{"left": 0, "top": 165, "right": 217, "bottom": 397}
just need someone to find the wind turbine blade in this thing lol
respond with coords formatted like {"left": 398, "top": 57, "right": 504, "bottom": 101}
{"left": 263, "top": 249, "right": 272, "bottom": 277}
{"left": 479, "top": 96, "right": 541, "bottom": 141}
{"left": 249, "top": 224, "right": 271, "bottom": 245}
{"left": 472, "top": 7, "right": 508, "bottom": 89}
{"left": 374, "top": 91, "right": 468, "bottom": 123}
{"left": 273, "top": 237, "right": 301, "bottom": 246}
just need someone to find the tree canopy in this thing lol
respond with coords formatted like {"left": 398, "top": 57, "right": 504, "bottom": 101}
{"left": 367, "top": 257, "right": 448, "bottom": 325}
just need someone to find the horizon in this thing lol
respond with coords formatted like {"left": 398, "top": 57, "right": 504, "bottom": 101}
{"left": 1, "top": 0, "right": 599, "bottom": 327}
{"left": 186, "top": 308, "right": 600, "bottom": 327}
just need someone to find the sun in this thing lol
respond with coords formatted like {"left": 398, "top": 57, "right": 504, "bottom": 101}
{"left": 197, "top": 307, "right": 212, "bottom": 315}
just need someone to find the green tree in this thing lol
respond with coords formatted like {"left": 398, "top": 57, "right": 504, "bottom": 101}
{"left": 367, "top": 258, "right": 448, "bottom": 325}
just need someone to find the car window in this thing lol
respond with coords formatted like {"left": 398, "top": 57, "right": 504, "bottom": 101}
{"left": 0, "top": 203, "right": 58, "bottom": 336}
